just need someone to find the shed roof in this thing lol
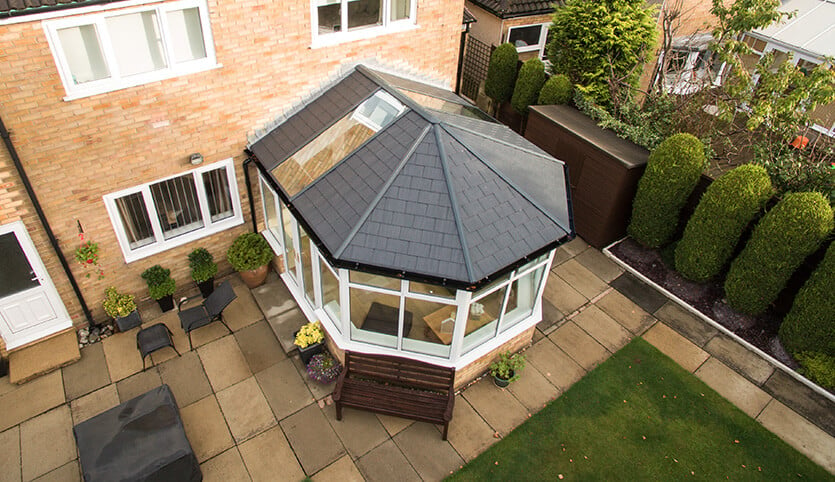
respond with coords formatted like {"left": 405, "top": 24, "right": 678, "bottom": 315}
{"left": 750, "top": 0, "right": 835, "bottom": 60}
{"left": 250, "top": 66, "right": 573, "bottom": 289}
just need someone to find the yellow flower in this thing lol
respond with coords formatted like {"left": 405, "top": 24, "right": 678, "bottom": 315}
{"left": 294, "top": 321, "right": 324, "bottom": 348}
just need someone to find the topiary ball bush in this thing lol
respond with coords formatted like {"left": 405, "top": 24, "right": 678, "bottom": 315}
{"left": 511, "top": 58, "right": 546, "bottom": 114}
{"left": 779, "top": 240, "right": 835, "bottom": 358}
{"left": 725, "top": 192, "right": 834, "bottom": 315}
{"left": 675, "top": 164, "right": 772, "bottom": 282}
{"left": 227, "top": 232, "right": 274, "bottom": 272}
{"left": 484, "top": 43, "right": 518, "bottom": 105}
{"left": 628, "top": 133, "right": 706, "bottom": 248}
{"left": 538, "top": 74, "right": 573, "bottom": 105}
{"left": 188, "top": 247, "right": 218, "bottom": 283}
{"left": 141, "top": 265, "right": 175, "bottom": 300}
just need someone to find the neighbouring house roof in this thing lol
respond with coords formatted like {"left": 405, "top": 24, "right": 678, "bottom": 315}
{"left": 749, "top": 0, "right": 835, "bottom": 60}
{"left": 671, "top": 33, "right": 713, "bottom": 52}
{"left": 249, "top": 65, "right": 573, "bottom": 289}
{"left": 463, "top": 7, "right": 476, "bottom": 24}
{"left": 0, "top": 0, "right": 125, "bottom": 17}
{"left": 468, "top": 0, "right": 554, "bottom": 19}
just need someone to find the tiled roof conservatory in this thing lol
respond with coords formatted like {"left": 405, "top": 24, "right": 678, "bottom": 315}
{"left": 249, "top": 65, "right": 573, "bottom": 367}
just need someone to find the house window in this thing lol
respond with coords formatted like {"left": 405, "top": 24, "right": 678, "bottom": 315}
{"left": 44, "top": 0, "right": 217, "bottom": 100}
{"left": 506, "top": 23, "right": 550, "bottom": 58}
{"left": 104, "top": 159, "right": 242, "bottom": 262}
{"left": 313, "top": 0, "right": 416, "bottom": 45}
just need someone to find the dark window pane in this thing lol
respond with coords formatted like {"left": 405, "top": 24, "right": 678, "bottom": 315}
{"left": 203, "top": 168, "right": 233, "bottom": 222}
{"left": 115, "top": 192, "right": 155, "bottom": 249}
{"left": 0, "top": 232, "right": 40, "bottom": 298}
{"left": 150, "top": 174, "right": 204, "bottom": 240}
{"left": 348, "top": 0, "right": 381, "bottom": 29}
{"left": 508, "top": 25, "right": 542, "bottom": 49}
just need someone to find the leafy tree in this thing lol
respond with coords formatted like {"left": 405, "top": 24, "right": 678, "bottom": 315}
{"left": 484, "top": 43, "right": 518, "bottom": 113}
{"left": 546, "top": 0, "right": 656, "bottom": 106}
{"left": 511, "top": 58, "right": 546, "bottom": 114}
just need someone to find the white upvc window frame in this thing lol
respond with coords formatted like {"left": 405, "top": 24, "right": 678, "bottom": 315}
{"left": 43, "top": 0, "right": 218, "bottom": 101}
{"left": 104, "top": 158, "right": 243, "bottom": 263}
{"left": 506, "top": 22, "right": 550, "bottom": 58}
{"left": 309, "top": 0, "right": 417, "bottom": 48}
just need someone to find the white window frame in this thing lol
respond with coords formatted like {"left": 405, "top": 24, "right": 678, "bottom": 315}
{"left": 309, "top": 0, "right": 417, "bottom": 48}
{"left": 506, "top": 23, "right": 550, "bottom": 58}
{"left": 43, "top": 0, "right": 218, "bottom": 101}
{"left": 104, "top": 158, "right": 243, "bottom": 263}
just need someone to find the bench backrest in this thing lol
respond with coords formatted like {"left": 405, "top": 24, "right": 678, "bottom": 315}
{"left": 345, "top": 351, "right": 455, "bottom": 394}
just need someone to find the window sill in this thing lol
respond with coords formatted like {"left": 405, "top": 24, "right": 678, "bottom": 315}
{"left": 62, "top": 62, "right": 222, "bottom": 102}
{"left": 309, "top": 22, "right": 417, "bottom": 49}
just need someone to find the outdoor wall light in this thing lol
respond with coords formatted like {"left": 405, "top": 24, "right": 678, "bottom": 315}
{"left": 189, "top": 153, "right": 203, "bottom": 165}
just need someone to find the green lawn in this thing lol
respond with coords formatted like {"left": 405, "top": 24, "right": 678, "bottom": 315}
{"left": 448, "top": 339, "right": 832, "bottom": 481}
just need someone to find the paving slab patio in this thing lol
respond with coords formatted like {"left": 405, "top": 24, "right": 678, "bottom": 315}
{"left": 198, "top": 335, "right": 252, "bottom": 391}
{"left": 356, "top": 439, "right": 420, "bottom": 482}
{"left": 20, "top": 405, "right": 75, "bottom": 481}
{"left": 238, "top": 426, "right": 305, "bottom": 482}
{"left": 216, "top": 377, "right": 277, "bottom": 443}
{"left": 33, "top": 460, "right": 80, "bottom": 482}
{"left": 313, "top": 455, "right": 365, "bottom": 482}
{"left": 539, "top": 297, "right": 564, "bottom": 333}
{"left": 224, "top": 283, "right": 266, "bottom": 332}
{"left": 595, "top": 290, "right": 656, "bottom": 335}
{"left": 256, "top": 358, "right": 315, "bottom": 420}
{"left": 549, "top": 320, "right": 611, "bottom": 370}
{"left": 541, "top": 273, "right": 588, "bottom": 315}
{"left": 234, "top": 320, "right": 286, "bottom": 373}
{"left": 69, "top": 384, "right": 119, "bottom": 425}
{"left": 444, "top": 397, "right": 497, "bottom": 462}
{"left": 267, "top": 307, "right": 309, "bottom": 354}
{"left": 251, "top": 277, "right": 298, "bottom": 319}
{"left": 0, "top": 426, "right": 21, "bottom": 482}
{"left": 180, "top": 395, "right": 235, "bottom": 462}
{"left": 101, "top": 326, "right": 143, "bottom": 382}
{"left": 653, "top": 301, "right": 718, "bottom": 346}
{"left": 560, "top": 237, "right": 591, "bottom": 257}
{"left": 552, "top": 259, "right": 609, "bottom": 300}
{"left": 281, "top": 403, "right": 346, "bottom": 474}
{"left": 704, "top": 333, "right": 775, "bottom": 385}
{"left": 0, "top": 370, "right": 65, "bottom": 432}
{"left": 394, "top": 422, "right": 464, "bottom": 480}
{"left": 323, "top": 405, "right": 389, "bottom": 459}
{"left": 462, "top": 378, "right": 528, "bottom": 436}
{"left": 200, "top": 447, "right": 250, "bottom": 482}
{"left": 61, "top": 343, "right": 110, "bottom": 401}
{"left": 157, "top": 350, "right": 213, "bottom": 408}
{"left": 507, "top": 363, "right": 560, "bottom": 412}
{"left": 571, "top": 305, "right": 632, "bottom": 353}
{"left": 642, "top": 323, "right": 709, "bottom": 373}
{"left": 762, "top": 370, "right": 835, "bottom": 437}
{"left": 188, "top": 322, "right": 232, "bottom": 349}
{"left": 695, "top": 357, "right": 771, "bottom": 418}
{"left": 116, "top": 368, "right": 162, "bottom": 402}
{"left": 574, "top": 248, "right": 624, "bottom": 283}
{"left": 610, "top": 273, "right": 668, "bottom": 314}
{"left": 524, "top": 338, "right": 585, "bottom": 392}
{"left": 375, "top": 413, "right": 414, "bottom": 437}
{"left": 757, "top": 399, "right": 835, "bottom": 473}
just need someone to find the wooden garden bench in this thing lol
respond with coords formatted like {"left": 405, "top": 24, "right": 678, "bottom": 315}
{"left": 333, "top": 351, "right": 456, "bottom": 440}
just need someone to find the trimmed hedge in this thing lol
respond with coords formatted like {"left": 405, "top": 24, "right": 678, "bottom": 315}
{"left": 484, "top": 43, "right": 518, "bottom": 105}
{"left": 725, "top": 192, "right": 834, "bottom": 315}
{"left": 628, "top": 133, "right": 706, "bottom": 248}
{"left": 779, "top": 241, "right": 835, "bottom": 357}
{"left": 538, "top": 74, "right": 573, "bottom": 105}
{"left": 511, "top": 58, "right": 546, "bottom": 114}
{"left": 675, "top": 164, "right": 772, "bottom": 282}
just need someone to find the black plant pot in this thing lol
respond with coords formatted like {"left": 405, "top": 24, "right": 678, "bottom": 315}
{"left": 156, "top": 294, "right": 175, "bottom": 312}
{"left": 197, "top": 278, "right": 215, "bottom": 298}
{"left": 297, "top": 339, "right": 325, "bottom": 366}
{"left": 115, "top": 310, "right": 142, "bottom": 332}
{"left": 493, "top": 371, "right": 514, "bottom": 388}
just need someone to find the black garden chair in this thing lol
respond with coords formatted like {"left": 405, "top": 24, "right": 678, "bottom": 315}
{"left": 178, "top": 280, "right": 237, "bottom": 349}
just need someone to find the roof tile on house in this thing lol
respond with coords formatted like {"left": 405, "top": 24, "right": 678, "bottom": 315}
{"left": 0, "top": 0, "right": 124, "bottom": 16}
{"left": 468, "top": 0, "right": 555, "bottom": 18}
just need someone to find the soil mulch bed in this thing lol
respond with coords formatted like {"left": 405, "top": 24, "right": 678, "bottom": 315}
{"left": 609, "top": 237, "right": 797, "bottom": 368}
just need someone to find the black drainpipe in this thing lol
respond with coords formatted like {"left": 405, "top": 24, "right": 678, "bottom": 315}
{"left": 242, "top": 155, "right": 258, "bottom": 233}
{"left": 0, "top": 116, "right": 94, "bottom": 325}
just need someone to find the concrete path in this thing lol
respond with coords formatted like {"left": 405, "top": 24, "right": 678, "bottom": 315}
{"left": 0, "top": 238, "right": 833, "bottom": 480}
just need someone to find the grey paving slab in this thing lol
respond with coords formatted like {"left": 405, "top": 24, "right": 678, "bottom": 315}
{"left": 704, "top": 333, "right": 775, "bottom": 385}
{"left": 313, "top": 455, "right": 364, "bottom": 482}
{"left": 0, "top": 370, "right": 65, "bottom": 432}
{"left": 572, "top": 305, "right": 632, "bottom": 353}
{"left": 695, "top": 358, "right": 771, "bottom": 418}
{"left": 654, "top": 301, "right": 717, "bottom": 346}
{"left": 445, "top": 397, "right": 497, "bottom": 462}
{"left": 180, "top": 395, "right": 235, "bottom": 462}
{"left": 61, "top": 343, "right": 110, "bottom": 401}
{"left": 188, "top": 322, "right": 230, "bottom": 349}
{"left": 532, "top": 328, "right": 545, "bottom": 344}
{"left": 323, "top": 404, "right": 389, "bottom": 459}
{"left": 20, "top": 406, "right": 75, "bottom": 481}
{"left": 69, "top": 384, "right": 119, "bottom": 425}
{"left": 268, "top": 307, "right": 308, "bottom": 354}
{"left": 234, "top": 319, "right": 286, "bottom": 373}
{"left": 224, "top": 283, "right": 265, "bottom": 332}
{"left": 642, "top": 323, "right": 709, "bottom": 373}
{"left": 549, "top": 321, "right": 611, "bottom": 371}
{"left": 252, "top": 278, "right": 298, "bottom": 320}
{"left": 217, "top": 377, "right": 277, "bottom": 443}
{"left": 542, "top": 272, "right": 588, "bottom": 315}
{"left": 199, "top": 447, "right": 250, "bottom": 482}
{"left": 574, "top": 248, "right": 624, "bottom": 283}
{"left": 595, "top": 290, "right": 656, "bottom": 335}
{"left": 198, "top": 335, "right": 252, "bottom": 392}
{"left": 757, "top": 399, "right": 835, "bottom": 473}
{"left": 462, "top": 378, "right": 529, "bottom": 436}
{"left": 394, "top": 422, "right": 464, "bottom": 481}
{"left": 763, "top": 369, "right": 835, "bottom": 437}
{"left": 239, "top": 426, "right": 305, "bottom": 482}
{"left": 376, "top": 413, "right": 414, "bottom": 437}
{"left": 610, "top": 273, "right": 668, "bottom": 314}
{"left": 539, "top": 297, "right": 564, "bottom": 333}
{"left": 552, "top": 259, "right": 609, "bottom": 300}
{"left": 280, "top": 403, "right": 346, "bottom": 475}
{"left": 356, "top": 439, "right": 420, "bottom": 482}
{"left": 116, "top": 367, "right": 162, "bottom": 402}
{"left": 551, "top": 245, "right": 573, "bottom": 267}
{"left": 33, "top": 460, "right": 80, "bottom": 482}
{"left": 101, "top": 326, "right": 143, "bottom": 382}
{"left": 158, "top": 350, "right": 213, "bottom": 408}
{"left": 560, "top": 236, "right": 590, "bottom": 257}
{"left": 524, "top": 338, "right": 586, "bottom": 392}
{"left": 0, "top": 426, "right": 21, "bottom": 482}
{"left": 507, "top": 363, "right": 560, "bottom": 412}
{"left": 256, "top": 358, "right": 315, "bottom": 421}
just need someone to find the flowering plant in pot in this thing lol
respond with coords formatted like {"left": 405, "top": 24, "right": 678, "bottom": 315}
{"left": 141, "top": 265, "right": 176, "bottom": 312}
{"left": 489, "top": 351, "right": 525, "bottom": 387}
{"left": 306, "top": 352, "right": 342, "bottom": 384}
{"left": 74, "top": 233, "right": 104, "bottom": 279}
{"left": 188, "top": 247, "right": 218, "bottom": 298}
{"left": 294, "top": 320, "right": 325, "bottom": 365}
{"left": 226, "top": 233, "right": 273, "bottom": 288}
{"left": 102, "top": 287, "right": 140, "bottom": 331}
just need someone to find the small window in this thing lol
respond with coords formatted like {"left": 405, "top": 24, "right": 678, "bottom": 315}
{"left": 506, "top": 23, "right": 550, "bottom": 57}
{"left": 313, "top": 0, "right": 416, "bottom": 44}
{"left": 45, "top": 0, "right": 216, "bottom": 99}
{"left": 104, "top": 159, "right": 242, "bottom": 262}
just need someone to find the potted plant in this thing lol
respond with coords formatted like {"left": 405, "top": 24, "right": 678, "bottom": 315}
{"left": 227, "top": 232, "right": 273, "bottom": 288}
{"left": 489, "top": 351, "right": 525, "bottom": 388}
{"left": 306, "top": 352, "right": 342, "bottom": 384}
{"left": 102, "top": 286, "right": 140, "bottom": 331}
{"left": 294, "top": 320, "right": 325, "bottom": 365}
{"left": 188, "top": 247, "right": 218, "bottom": 298}
{"left": 141, "top": 265, "right": 176, "bottom": 312}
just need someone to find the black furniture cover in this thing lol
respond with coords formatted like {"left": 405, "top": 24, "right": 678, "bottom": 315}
{"left": 73, "top": 384, "right": 202, "bottom": 482}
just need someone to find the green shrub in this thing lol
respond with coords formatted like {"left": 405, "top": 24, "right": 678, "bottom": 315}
{"left": 628, "top": 133, "right": 706, "bottom": 248}
{"left": 141, "top": 265, "right": 176, "bottom": 300}
{"left": 795, "top": 352, "right": 835, "bottom": 390}
{"left": 725, "top": 192, "right": 834, "bottom": 315}
{"left": 511, "top": 58, "right": 546, "bottom": 114}
{"left": 779, "top": 241, "right": 835, "bottom": 357}
{"left": 101, "top": 287, "right": 136, "bottom": 318}
{"left": 538, "top": 74, "right": 573, "bottom": 105}
{"left": 675, "top": 165, "right": 772, "bottom": 282}
{"left": 188, "top": 247, "right": 218, "bottom": 283}
{"left": 227, "top": 232, "right": 273, "bottom": 272}
{"left": 484, "top": 43, "right": 518, "bottom": 105}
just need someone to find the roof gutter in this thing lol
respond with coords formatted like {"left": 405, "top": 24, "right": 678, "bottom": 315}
{"left": 0, "top": 0, "right": 125, "bottom": 19}
{"left": 0, "top": 115, "right": 94, "bottom": 325}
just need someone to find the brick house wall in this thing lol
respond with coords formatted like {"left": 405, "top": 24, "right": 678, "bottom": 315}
{"left": 0, "top": 0, "right": 464, "bottom": 332}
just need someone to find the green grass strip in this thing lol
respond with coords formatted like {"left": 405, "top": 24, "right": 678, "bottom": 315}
{"left": 448, "top": 338, "right": 832, "bottom": 481}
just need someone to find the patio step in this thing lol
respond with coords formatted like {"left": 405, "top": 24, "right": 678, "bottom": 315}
{"left": 9, "top": 329, "right": 80, "bottom": 384}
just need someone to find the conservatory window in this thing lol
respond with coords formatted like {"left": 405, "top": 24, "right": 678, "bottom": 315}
{"left": 402, "top": 297, "right": 454, "bottom": 357}
{"left": 320, "top": 260, "right": 341, "bottom": 331}
{"left": 349, "top": 287, "right": 401, "bottom": 348}
{"left": 501, "top": 265, "right": 546, "bottom": 332}
{"left": 462, "top": 278, "right": 508, "bottom": 354}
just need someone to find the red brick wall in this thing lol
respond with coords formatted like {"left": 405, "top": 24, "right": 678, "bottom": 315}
{"left": 0, "top": 0, "right": 463, "bottom": 327}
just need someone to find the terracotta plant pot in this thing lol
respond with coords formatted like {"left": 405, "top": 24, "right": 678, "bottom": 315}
{"left": 239, "top": 264, "right": 268, "bottom": 289}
